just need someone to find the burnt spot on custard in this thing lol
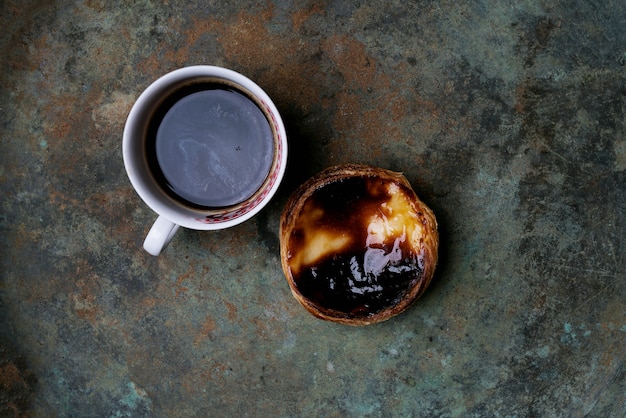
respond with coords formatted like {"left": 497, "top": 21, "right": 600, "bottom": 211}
{"left": 286, "top": 176, "right": 426, "bottom": 317}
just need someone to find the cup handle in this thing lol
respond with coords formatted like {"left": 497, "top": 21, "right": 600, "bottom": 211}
{"left": 143, "top": 216, "right": 181, "bottom": 256}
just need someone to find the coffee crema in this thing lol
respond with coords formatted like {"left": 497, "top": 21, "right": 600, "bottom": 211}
{"left": 146, "top": 79, "right": 275, "bottom": 209}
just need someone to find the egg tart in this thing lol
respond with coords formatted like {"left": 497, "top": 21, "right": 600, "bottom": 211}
{"left": 279, "top": 164, "right": 439, "bottom": 325}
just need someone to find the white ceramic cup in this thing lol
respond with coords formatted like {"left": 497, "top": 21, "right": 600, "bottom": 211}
{"left": 123, "top": 66, "right": 288, "bottom": 255}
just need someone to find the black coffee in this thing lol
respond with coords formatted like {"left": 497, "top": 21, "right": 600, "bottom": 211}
{"left": 146, "top": 80, "right": 275, "bottom": 209}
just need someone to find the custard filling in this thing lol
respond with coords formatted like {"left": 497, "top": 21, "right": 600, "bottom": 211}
{"left": 286, "top": 176, "right": 426, "bottom": 316}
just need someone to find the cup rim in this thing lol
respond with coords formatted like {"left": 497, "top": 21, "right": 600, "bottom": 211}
{"left": 123, "top": 65, "right": 287, "bottom": 230}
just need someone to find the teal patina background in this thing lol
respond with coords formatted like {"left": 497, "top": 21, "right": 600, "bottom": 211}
{"left": 1, "top": 1, "right": 625, "bottom": 416}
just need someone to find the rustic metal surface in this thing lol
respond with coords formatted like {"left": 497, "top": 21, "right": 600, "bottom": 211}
{"left": 1, "top": 1, "right": 625, "bottom": 416}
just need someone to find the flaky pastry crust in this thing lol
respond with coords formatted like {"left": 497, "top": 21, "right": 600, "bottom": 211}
{"left": 280, "top": 164, "right": 439, "bottom": 325}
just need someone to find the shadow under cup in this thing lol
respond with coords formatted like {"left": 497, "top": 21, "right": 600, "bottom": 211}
{"left": 124, "top": 67, "right": 287, "bottom": 231}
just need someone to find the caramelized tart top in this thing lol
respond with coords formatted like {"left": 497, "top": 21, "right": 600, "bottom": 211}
{"left": 280, "top": 164, "right": 439, "bottom": 325}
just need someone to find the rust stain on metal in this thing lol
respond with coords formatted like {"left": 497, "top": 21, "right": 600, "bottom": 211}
{"left": 0, "top": 363, "right": 25, "bottom": 390}
{"left": 291, "top": 2, "right": 326, "bottom": 32}
{"left": 193, "top": 316, "right": 217, "bottom": 347}
{"left": 175, "top": 266, "right": 195, "bottom": 297}
{"left": 225, "top": 301, "right": 238, "bottom": 321}
{"left": 321, "top": 34, "right": 385, "bottom": 91}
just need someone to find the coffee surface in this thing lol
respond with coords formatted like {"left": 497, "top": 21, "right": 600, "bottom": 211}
{"left": 153, "top": 84, "right": 274, "bottom": 208}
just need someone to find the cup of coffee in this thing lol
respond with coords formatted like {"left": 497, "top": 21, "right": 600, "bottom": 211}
{"left": 123, "top": 66, "right": 288, "bottom": 255}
